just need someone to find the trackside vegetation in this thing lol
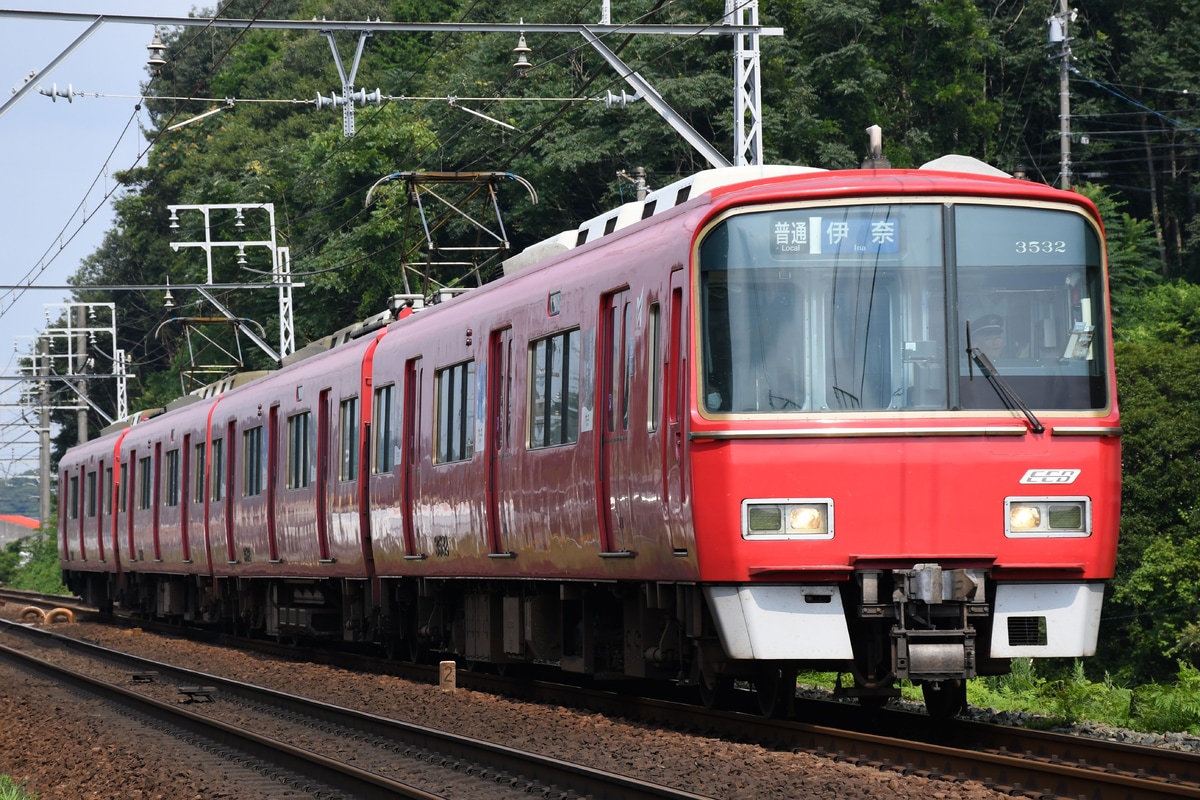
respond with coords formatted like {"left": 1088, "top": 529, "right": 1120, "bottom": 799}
{"left": 0, "top": 776, "right": 35, "bottom": 800}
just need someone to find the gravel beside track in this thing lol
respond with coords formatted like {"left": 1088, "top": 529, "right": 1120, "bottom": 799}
{"left": 0, "top": 609, "right": 1011, "bottom": 800}
{"left": 0, "top": 664, "right": 295, "bottom": 799}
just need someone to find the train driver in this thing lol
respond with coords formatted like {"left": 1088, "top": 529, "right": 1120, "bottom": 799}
{"left": 973, "top": 315, "right": 1005, "bottom": 359}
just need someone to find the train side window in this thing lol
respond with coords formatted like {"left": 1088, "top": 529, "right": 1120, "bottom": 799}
{"left": 67, "top": 474, "right": 79, "bottom": 520}
{"left": 435, "top": 360, "right": 476, "bottom": 463}
{"left": 85, "top": 471, "right": 97, "bottom": 518}
{"left": 138, "top": 455, "right": 152, "bottom": 509}
{"left": 211, "top": 439, "right": 224, "bottom": 502}
{"left": 648, "top": 303, "right": 661, "bottom": 432}
{"left": 288, "top": 411, "right": 312, "bottom": 489}
{"left": 118, "top": 462, "right": 128, "bottom": 511}
{"left": 373, "top": 384, "right": 395, "bottom": 473}
{"left": 193, "top": 442, "right": 206, "bottom": 504}
{"left": 528, "top": 329, "right": 580, "bottom": 448}
{"left": 243, "top": 426, "right": 265, "bottom": 497}
{"left": 104, "top": 467, "right": 113, "bottom": 514}
{"left": 339, "top": 397, "right": 359, "bottom": 480}
{"left": 164, "top": 449, "right": 180, "bottom": 507}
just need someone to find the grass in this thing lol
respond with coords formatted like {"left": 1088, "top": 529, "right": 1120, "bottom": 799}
{"left": 799, "top": 659, "right": 1200, "bottom": 735}
{"left": 0, "top": 776, "right": 35, "bottom": 800}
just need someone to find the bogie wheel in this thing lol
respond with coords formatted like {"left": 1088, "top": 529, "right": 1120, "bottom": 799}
{"left": 698, "top": 672, "right": 734, "bottom": 710}
{"left": 407, "top": 634, "right": 430, "bottom": 664}
{"left": 921, "top": 679, "right": 967, "bottom": 719}
{"left": 754, "top": 665, "right": 796, "bottom": 719}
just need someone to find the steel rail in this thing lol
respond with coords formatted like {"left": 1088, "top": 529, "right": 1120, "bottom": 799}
{"left": 0, "top": 619, "right": 715, "bottom": 800}
{"left": 0, "top": 641, "right": 446, "bottom": 800}
{"left": 10, "top": 601, "right": 1198, "bottom": 799}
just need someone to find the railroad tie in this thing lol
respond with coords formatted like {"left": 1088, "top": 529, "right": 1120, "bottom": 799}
{"left": 178, "top": 685, "right": 218, "bottom": 703}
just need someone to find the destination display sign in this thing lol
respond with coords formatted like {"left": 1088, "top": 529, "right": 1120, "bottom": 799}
{"left": 769, "top": 213, "right": 900, "bottom": 259}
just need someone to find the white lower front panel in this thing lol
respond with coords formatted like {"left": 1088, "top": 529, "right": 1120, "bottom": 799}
{"left": 703, "top": 584, "right": 854, "bottom": 660}
{"left": 990, "top": 582, "right": 1104, "bottom": 658}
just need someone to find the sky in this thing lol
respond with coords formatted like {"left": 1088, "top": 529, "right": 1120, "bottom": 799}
{"left": 0, "top": 3, "right": 199, "bottom": 476}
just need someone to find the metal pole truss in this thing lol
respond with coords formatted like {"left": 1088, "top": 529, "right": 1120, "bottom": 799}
{"left": 726, "top": 0, "right": 763, "bottom": 167}
{"left": 378, "top": 172, "right": 537, "bottom": 298}
{"left": 167, "top": 203, "right": 296, "bottom": 389}
{"left": 4, "top": 10, "right": 777, "bottom": 163}
{"left": 18, "top": 302, "right": 127, "bottom": 429}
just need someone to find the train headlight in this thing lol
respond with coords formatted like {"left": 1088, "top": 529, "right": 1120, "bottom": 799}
{"left": 742, "top": 499, "right": 833, "bottom": 540}
{"left": 1005, "top": 497, "right": 1091, "bottom": 538}
{"left": 1009, "top": 505, "right": 1042, "bottom": 531}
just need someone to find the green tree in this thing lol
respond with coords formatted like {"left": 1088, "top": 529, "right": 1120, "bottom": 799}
{"left": 1102, "top": 341, "right": 1200, "bottom": 680}
{"left": 1075, "top": 183, "right": 1161, "bottom": 328}
{"left": 5, "top": 524, "right": 68, "bottom": 596}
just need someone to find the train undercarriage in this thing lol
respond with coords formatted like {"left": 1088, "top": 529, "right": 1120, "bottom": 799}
{"left": 65, "top": 563, "right": 1007, "bottom": 718}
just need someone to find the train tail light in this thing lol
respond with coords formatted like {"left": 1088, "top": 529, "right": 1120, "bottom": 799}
{"left": 742, "top": 499, "right": 833, "bottom": 540}
{"left": 1005, "top": 497, "right": 1090, "bottom": 537}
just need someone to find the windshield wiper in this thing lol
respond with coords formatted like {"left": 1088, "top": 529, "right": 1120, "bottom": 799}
{"left": 966, "top": 347, "right": 1045, "bottom": 434}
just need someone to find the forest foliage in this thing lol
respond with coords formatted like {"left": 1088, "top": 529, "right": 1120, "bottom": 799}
{"left": 39, "top": 0, "right": 1200, "bottom": 684}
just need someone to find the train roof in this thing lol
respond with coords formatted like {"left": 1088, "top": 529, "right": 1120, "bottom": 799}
{"left": 500, "top": 155, "right": 1029, "bottom": 276}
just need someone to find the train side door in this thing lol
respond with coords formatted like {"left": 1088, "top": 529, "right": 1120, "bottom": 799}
{"left": 181, "top": 435, "right": 192, "bottom": 563}
{"left": 152, "top": 442, "right": 162, "bottom": 561}
{"left": 487, "top": 327, "right": 515, "bottom": 555}
{"left": 665, "top": 269, "right": 690, "bottom": 553}
{"left": 267, "top": 404, "right": 281, "bottom": 562}
{"left": 94, "top": 462, "right": 106, "bottom": 562}
{"left": 402, "top": 357, "right": 423, "bottom": 557}
{"left": 125, "top": 451, "right": 136, "bottom": 561}
{"left": 224, "top": 421, "right": 237, "bottom": 564}
{"left": 600, "top": 289, "right": 635, "bottom": 554}
{"left": 316, "top": 389, "right": 333, "bottom": 561}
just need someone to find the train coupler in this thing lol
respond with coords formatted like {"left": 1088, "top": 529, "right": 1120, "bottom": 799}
{"left": 892, "top": 628, "right": 977, "bottom": 681}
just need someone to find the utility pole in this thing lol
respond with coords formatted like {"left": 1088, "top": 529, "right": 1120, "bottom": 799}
{"left": 1049, "top": 1, "right": 1074, "bottom": 189}
{"left": 75, "top": 304, "right": 87, "bottom": 444}
{"left": 38, "top": 336, "right": 50, "bottom": 526}
{"left": 726, "top": 0, "right": 763, "bottom": 166}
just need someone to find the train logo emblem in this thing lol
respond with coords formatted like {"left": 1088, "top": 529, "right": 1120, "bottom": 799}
{"left": 1020, "top": 469, "right": 1081, "bottom": 484}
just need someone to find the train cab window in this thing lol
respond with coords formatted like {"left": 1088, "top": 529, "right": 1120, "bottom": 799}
{"left": 954, "top": 205, "right": 1107, "bottom": 410}
{"left": 436, "top": 360, "right": 476, "bottom": 462}
{"left": 339, "top": 398, "right": 359, "bottom": 481}
{"left": 193, "top": 443, "right": 206, "bottom": 504}
{"left": 138, "top": 456, "right": 152, "bottom": 509}
{"left": 211, "top": 439, "right": 224, "bottom": 502}
{"left": 287, "top": 411, "right": 312, "bottom": 489}
{"left": 243, "top": 426, "right": 265, "bottom": 497}
{"left": 698, "top": 201, "right": 1110, "bottom": 415}
{"left": 373, "top": 384, "right": 395, "bottom": 473}
{"left": 529, "top": 331, "right": 580, "bottom": 448}
{"left": 67, "top": 474, "right": 79, "bottom": 520}
{"left": 164, "top": 449, "right": 180, "bottom": 507}
{"left": 85, "top": 471, "right": 97, "bottom": 518}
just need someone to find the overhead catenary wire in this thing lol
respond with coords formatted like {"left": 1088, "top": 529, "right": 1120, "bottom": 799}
{"left": 10, "top": 0, "right": 753, "bottom": 376}
{"left": 0, "top": 0, "right": 271, "bottom": 326}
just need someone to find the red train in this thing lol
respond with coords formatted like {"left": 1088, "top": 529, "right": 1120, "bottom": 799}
{"left": 59, "top": 156, "right": 1120, "bottom": 717}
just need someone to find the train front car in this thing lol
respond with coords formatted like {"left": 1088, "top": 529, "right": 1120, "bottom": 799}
{"left": 688, "top": 162, "right": 1119, "bottom": 717}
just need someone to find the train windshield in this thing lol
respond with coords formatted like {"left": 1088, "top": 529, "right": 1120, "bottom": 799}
{"left": 698, "top": 201, "right": 1107, "bottom": 415}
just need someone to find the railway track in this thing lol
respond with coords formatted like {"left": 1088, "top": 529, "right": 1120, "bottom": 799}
{"left": 0, "top": 615, "right": 714, "bottom": 800}
{"left": 455, "top": 669, "right": 1200, "bottom": 800}
{"left": 6, "top": 590, "right": 1200, "bottom": 799}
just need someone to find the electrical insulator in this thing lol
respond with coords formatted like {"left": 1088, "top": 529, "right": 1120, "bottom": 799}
{"left": 38, "top": 83, "right": 77, "bottom": 103}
